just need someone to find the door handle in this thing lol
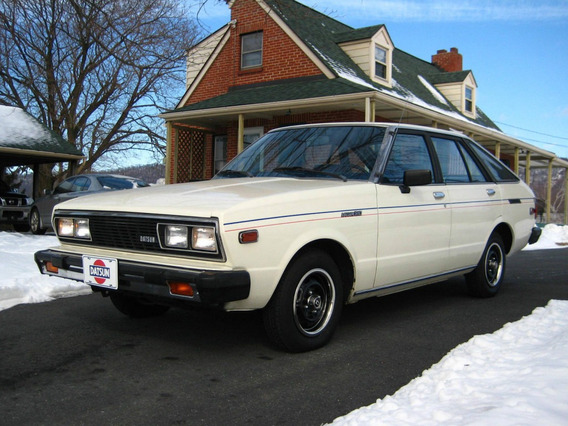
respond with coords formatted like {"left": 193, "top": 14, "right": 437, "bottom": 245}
{"left": 486, "top": 189, "right": 496, "bottom": 196}
{"left": 433, "top": 192, "right": 445, "bottom": 199}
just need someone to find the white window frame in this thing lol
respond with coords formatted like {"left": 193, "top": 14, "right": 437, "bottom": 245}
{"left": 374, "top": 45, "right": 388, "bottom": 80}
{"left": 241, "top": 32, "right": 263, "bottom": 69}
{"left": 465, "top": 86, "right": 474, "bottom": 113}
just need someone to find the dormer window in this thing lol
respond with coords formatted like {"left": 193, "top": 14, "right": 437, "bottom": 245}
{"left": 374, "top": 45, "right": 387, "bottom": 79}
{"left": 465, "top": 86, "right": 474, "bottom": 113}
{"left": 241, "top": 31, "right": 263, "bottom": 69}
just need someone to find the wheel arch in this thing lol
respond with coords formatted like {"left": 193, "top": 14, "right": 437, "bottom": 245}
{"left": 286, "top": 239, "right": 354, "bottom": 304}
{"left": 492, "top": 222, "right": 513, "bottom": 254}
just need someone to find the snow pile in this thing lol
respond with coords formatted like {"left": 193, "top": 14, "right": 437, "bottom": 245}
{"left": 523, "top": 224, "right": 568, "bottom": 250}
{"left": 330, "top": 299, "right": 568, "bottom": 425}
{"left": 0, "top": 232, "right": 91, "bottom": 311}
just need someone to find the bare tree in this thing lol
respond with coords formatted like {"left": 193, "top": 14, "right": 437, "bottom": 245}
{"left": 0, "top": 0, "right": 199, "bottom": 174}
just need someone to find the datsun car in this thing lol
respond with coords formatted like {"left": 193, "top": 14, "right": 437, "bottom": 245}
{"left": 35, "top": 123, "right": 541, "bottom": 352}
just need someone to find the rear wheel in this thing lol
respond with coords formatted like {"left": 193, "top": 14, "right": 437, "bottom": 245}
{"left": 263, "top": 249, "right": 343, "bottom": 352}
{"left": 109, "top": 292, "right": 170, "bottom": 318}
{"left": 29, "top": 208, "right": 47, "bottom": 235}
{"left": 466, "top": 233, "right": 506, "bottom": 298}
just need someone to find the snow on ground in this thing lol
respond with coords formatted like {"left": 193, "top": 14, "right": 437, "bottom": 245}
{"left": 0, "top": 232, "right": 91, "bottom": 311}
{"left": 0, "top": 225, "right": 567, "bottom": 424}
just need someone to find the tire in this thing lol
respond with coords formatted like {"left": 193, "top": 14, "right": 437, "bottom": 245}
{"left": 29, "top": 208, "right": 47, "bottom": 235}
{"left": 109, "top": 292, "right": 170, "bottom": 318}
{"left": 466, "top": 233, "right": 506, "bottom": 298}
{"left": 263, "top": 249, "right": 343, "bottom": 352}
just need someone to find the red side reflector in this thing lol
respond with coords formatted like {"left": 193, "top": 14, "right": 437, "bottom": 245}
{"left": 168, "top": 281, "right": 195, "bottom": 297}
{"left": 45, "top": 262, "right": 59, "bottom": 273}
{"left": 239, "top": 230, "right": 258, "bottom": 244}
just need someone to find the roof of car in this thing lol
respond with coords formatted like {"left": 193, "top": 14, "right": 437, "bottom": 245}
{"left": 267, "top": 122, "right": 471, "bottom": 139}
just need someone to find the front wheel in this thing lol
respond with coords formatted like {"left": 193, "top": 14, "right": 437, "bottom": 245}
{"left": 263, "top": 249, "right": 343, "bottom": 352}
{"left": 466, "top": 233, "right": 506, "bottom": 298}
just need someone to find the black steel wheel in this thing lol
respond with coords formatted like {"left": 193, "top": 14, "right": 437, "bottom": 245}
{"left": 466, "top": 233, "right": 506, "bottom": 298}
{"left": 263, "top": 249, "right": 343, "bottom": 352}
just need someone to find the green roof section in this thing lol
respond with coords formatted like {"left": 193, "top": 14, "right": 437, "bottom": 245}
{"left": 175, "top": 76, "right": 372, "bottom": 112}
{"left": 428, "top": 71, "right": 472, "bottom": 84}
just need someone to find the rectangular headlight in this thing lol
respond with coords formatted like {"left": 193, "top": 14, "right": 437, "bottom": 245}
{"left": 191, "top": 226, "right": 217, "bottom": 252}
{"left": 74, "top": 219, "right": 91, "bottom": 239}
{"left": 56, "top": 218, "right": 90, "bottom": 239}
{"left": 165, "top": 225, "right": 189, "bottom": 248}
{"left": 57, "top": 218, "right": 75, "bottom": 238}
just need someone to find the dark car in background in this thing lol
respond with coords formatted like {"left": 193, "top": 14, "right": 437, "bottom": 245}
{"left": 1, "top": 179, "right": 33, "bottom": 232}
{"left": 30, "top": 174, "right": 149, "bottom": 234}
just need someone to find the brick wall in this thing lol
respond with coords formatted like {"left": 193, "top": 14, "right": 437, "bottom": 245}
{"left": 186, "top": 0, "right": 323, "bottom": 105}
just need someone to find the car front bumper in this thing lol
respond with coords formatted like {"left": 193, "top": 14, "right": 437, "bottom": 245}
{"left": 34, "top": 249, "right": 251, "bottom": 305}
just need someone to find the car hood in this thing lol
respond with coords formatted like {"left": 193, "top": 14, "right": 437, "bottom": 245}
{"left": 54, "top": 178, "right": 373, "bottom": 225}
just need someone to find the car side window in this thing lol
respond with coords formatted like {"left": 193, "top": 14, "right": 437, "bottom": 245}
{"left": 54, "top": 178, "right": 75, "bottom": 194}
{"left": 72, "top": 177, "right": 90, "bottom": 192}
{"left": 382, "top": 133, "right": 434, "bottom": 184}
{"left": 431, "top": 137, "right": 487, "bottom": 183}
{"left": 469, "top": 142, "right": 519, "bottom": 182}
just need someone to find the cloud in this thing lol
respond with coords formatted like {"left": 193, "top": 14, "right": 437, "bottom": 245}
{"left": 306, "top": 0, "right": 568, "bottom": 22}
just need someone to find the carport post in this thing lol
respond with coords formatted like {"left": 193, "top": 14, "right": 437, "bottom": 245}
{"left": 564, "top": 170, "right": 568, "bottom": 225}
{"left": 546, "top": 160, "right": 553, "bottom": 223}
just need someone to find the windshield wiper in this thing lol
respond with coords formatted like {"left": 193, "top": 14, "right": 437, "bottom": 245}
{"left": 273, "top": 167, "right": 347, "bottom": 182}
{"left": 216, "top": 169, "right": 254, "bottom": 178}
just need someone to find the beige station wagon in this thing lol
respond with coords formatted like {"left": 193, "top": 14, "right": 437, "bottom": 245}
{"left": 35, "top": 123, "right": 541, "bottom": 352}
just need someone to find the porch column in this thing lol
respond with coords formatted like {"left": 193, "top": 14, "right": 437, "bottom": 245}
{"left": 165, "top": 122, "right": 173, "bottom": 184}
{"left": 364, "top": 97, "right": 372, "bottom": 122}
{"left": 513, "top": 147, "right": 520, "bottom": 175}
{"left": 494, "top": 141, "right": 501, "bottom": 159}
{"left": 237, "top": 114, "right": 245, "bottom": 154}
{"left": 525, "top": 151, "right": 531, "bottom": 185}
{"left": 546, "top": 159, "right": 553, "bottom": 223}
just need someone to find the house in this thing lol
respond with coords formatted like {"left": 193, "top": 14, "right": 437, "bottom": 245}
{"left": 160, "top": 0, "right": 567, "bottom": 223}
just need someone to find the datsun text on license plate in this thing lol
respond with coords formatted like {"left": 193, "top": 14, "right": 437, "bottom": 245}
{"left": 83, "top": 256, "right": 118, "bottom": 289}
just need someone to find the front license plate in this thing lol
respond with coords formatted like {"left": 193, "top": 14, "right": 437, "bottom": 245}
{"left": 83, "top": 256, "right": 118, "bottom": 290}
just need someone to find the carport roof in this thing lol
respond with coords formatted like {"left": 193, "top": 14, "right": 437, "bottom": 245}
{"left": 0, "top": 106, "right": 83, "bottom": 167}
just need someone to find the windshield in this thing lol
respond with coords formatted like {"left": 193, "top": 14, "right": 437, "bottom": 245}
{"left": 216, "top": 125, "right": 386, "bottom": 181}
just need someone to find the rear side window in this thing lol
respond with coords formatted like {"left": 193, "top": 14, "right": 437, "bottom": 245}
{"left": 431, "top": 137, "right": 487, "bottom": 183}
{"left": 382, "top": 133, "right": 434, "bottom": 184}
{"left": 469, "top": 142, "right": 519, "bottom": 182}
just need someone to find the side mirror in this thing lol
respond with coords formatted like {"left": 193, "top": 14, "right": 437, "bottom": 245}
{"left": 400, "top": 169, "right": 432, "bottom": 193}
{"left": 43, "top": 189, "right": 53, "bottom": 196}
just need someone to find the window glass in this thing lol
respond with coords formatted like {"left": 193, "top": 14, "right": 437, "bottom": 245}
{"left": 241, "top": 32, "right": 263, "bottom": 69}
{"left": 469, "top": 142, "right": 519, "bottom": 182}
{"left": 54, "top": 178, "right": 75, "bottom": 194}
{"left": 431, "top": 137, "right": 470, "bottom": 183}
{"left": 72, "top": 176, "right": 90, "bottom": 192}
{"left": 96, "top": 176, "right": 135, "bottom": 190}
{"left": 465, "top": 86, "right": 473, "bottom": 112}
{"left": 214, "top": 135, "right": 228, "bottom": 174}
{"left": 375, "top": 45, "right": 387, "bottom": 79}
{"left": 218, "top": 126, "right": 385, "bottom": 181}
{"left": 382, "top": 134, "right": 434, "bottom": 184}
{"left": 458, "top": 144, "right": 487, "bottom": 182}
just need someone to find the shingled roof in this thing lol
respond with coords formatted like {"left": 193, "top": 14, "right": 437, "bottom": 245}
{"left": 0, "top": 106, "right": 83, "bottom": 167}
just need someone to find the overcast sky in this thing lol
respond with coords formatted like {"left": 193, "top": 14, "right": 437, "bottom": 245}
{"left": 192, "top": 0, "right": 568, "bottom": 159}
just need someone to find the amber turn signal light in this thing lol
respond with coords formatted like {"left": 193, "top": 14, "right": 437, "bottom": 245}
{"left": 168, "top": 281, "right": 195, "bottom": 297}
